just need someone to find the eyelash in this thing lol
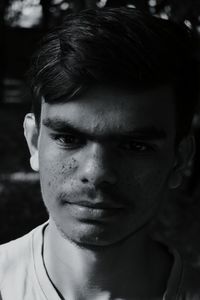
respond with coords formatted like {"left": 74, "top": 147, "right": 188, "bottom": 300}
{"left": 50, "top": 134, "right": 85, "bottom": 149}
{"left": 119, "top": 141, "right": 154, "bottom": 153}
{"left": 50, "top": 134, "right": 154, "bottom": 154}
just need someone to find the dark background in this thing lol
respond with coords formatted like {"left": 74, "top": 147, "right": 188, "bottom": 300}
{"left": 1, "top": 0, "right": 200, "bottom": 280}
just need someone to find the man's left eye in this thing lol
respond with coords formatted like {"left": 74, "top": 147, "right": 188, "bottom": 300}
{"left": 119, "top": 141, "right": 153, "bottom": 152}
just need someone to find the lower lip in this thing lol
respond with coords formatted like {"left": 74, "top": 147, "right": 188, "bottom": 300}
{"left": 63, "top": 202, "right": 122, "bottom": 221}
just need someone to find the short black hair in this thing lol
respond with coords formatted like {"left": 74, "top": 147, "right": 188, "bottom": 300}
{"left": 29, "top": 7, "right": 199, "bottom": 141}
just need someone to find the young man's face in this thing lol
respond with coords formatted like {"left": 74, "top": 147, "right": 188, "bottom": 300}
{"left": 26, "top": 85, "right": 181, "bottom": 246}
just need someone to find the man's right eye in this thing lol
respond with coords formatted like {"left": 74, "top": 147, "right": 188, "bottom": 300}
{"left": 50, "top": 134, "right": 85, "bottom": 149}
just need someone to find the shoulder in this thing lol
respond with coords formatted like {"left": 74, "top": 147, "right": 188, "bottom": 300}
{"left": 0, "top": 223, "right": 45, "bottom": 288}
{"left": 158, "top": 241, "right": 200, "bottom": 300}
{"left": 177, "top": 262, "right": 200, "bottom": 299}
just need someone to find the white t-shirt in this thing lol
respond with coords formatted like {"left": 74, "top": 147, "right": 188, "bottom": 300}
{"left": 0, "top": 222, "right": 196, "bottom": 300}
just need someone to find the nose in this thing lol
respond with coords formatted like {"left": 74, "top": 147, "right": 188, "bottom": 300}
{"left": 79, "top": 143, "right": 117, "bottom": 187}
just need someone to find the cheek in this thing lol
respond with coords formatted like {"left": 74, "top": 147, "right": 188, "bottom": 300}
{"left": 119, "top": 162, "right": 170, "bottom": 203}
{"left": 39, "top": 152, "right": 79, "bottom": 197}
{"left": 137, "top": 168, "right": 168, "bottom": 194}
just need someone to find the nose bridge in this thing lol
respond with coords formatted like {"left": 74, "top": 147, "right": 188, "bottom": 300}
{"left": 80, "top": 142, "right": 116, "bottom": 186}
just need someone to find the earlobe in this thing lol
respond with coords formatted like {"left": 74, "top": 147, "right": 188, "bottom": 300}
{"left": 168, "top": 134, "right": 195, "bottom": 190}
{"left": 30, "top": 154, "right": 39, "bottom": 172}
{"left": 168, "top": 171, "right": 183, "bottom": 189}
{"left": 23, "top": 113, "right": 39, "bottom": 172}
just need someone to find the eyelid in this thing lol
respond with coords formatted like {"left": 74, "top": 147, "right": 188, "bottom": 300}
{"left": 49, "top": 129, "right": 158, "bottom": 152}
{"left": 49, "top": 132, "right": 86, "bottom": 148}
{"left": 118, "top": 139, "right": 156, "bottom": 151}
{"left": 48, "top": 127, "right": 89, "bottom": 140}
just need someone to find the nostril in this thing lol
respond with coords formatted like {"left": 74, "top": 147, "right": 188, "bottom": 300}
{"left": 82, "top": 178, "right": 89, "bottom": 183}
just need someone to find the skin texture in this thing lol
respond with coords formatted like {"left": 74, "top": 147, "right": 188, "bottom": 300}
{"left": 26, "top": 84, "right": 179, "bottom": 247}
{"left": 24, "top": 84, "right": 194, "bottom": 299}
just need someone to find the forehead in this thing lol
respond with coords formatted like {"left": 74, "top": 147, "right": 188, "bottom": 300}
{"left": 41, "top": 84, "right": 176, "bottom": 137}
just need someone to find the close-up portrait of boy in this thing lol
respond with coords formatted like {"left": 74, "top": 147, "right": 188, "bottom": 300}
{"left": 0, "top": 6, "right": 199, "bottom": 300}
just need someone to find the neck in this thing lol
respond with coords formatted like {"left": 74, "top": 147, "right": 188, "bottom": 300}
{"left": 43, "top": 219, "right": 171, "bottom": 299}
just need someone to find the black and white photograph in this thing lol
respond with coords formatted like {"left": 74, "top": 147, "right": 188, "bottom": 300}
{"left": 0, "top": 1, "right": 200, "bottom": 299}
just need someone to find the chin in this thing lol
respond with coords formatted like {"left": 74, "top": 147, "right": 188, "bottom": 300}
{"left": 55, "top": 220, "right": 147, "bottom": 249}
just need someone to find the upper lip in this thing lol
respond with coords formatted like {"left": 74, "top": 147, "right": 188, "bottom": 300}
{"left": 65, "top": 200, "right": 124, "bottom": 210}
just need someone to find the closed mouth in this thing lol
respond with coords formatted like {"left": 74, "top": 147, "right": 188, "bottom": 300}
{"left": 64, "top": 200, "right": 123, "bottom": 210}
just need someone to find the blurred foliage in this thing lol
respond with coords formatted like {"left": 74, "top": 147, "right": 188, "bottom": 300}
{"left": 1, "top": 0, "right": 200, "bottom": 32}
{"left": 0, "top": 103, "right": 47, "bottom": 243}
{"left": 148, "top": 0, "right": 200, "bottom": 35}
{"left": 0, "top": 179, "right": 47, "bottom": 243}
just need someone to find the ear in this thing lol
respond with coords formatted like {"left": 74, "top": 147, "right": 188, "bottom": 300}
{"left": 23, "top": 113, "right": 39, "bottom": 172}
{"left": 168, "top": 134, "right": 195, "bottom": 189}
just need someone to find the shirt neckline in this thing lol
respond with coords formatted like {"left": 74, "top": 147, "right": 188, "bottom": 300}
{"left": 32, "top": 222, "right": 183, "bottom": 300}
{"left": 32, "top": 222, "right": 61, "bottom": 300}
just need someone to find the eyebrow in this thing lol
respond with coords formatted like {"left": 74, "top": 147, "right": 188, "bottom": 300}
{"left": 42, "top": 117, "right": 167, "bottom": 141}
